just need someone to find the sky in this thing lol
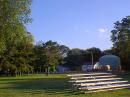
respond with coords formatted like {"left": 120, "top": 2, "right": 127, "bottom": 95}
{"left": 27, "top": 0, "right": 130, "bottom": 50}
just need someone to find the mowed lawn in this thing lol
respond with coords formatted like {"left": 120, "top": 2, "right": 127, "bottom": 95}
{"left": 0, "top": 72, "right": 130, "bottom": 97}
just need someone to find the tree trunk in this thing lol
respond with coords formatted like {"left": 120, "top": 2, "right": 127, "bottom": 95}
{"left": 46, "top": 66, "right": 50, "bottom": 76}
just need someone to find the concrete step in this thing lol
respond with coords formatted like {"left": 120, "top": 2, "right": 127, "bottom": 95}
{"left": 69, "top": 78, "right": 122, "bottom": 83}
{"left": 67, "top": 72, "right": 112, "bottom": 77}
{"left": 71, "top": 75, "right": 116, "bottom": 80}
{"left": 79, "top": 81, "right": 128, "bottom": 86}
{"left": 85, "top": 86, "right": 130, "bottom": 93}
{"left": 79, "top": 84, "right": 130, "bottom": 90}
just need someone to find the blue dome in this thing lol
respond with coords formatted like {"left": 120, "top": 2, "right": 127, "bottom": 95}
{"left": 99, "top": 55, "right": 120, "bottom": 69}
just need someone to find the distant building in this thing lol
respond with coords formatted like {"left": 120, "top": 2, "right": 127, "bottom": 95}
{"left": 99, "top": 55, "right": 121, "bottom": 70}
{"left": 93, "top": 62, "right": 101, "bottom": 70}
{"left": 56, "top": 65, "right": 70, "bottom": 73}
{"left": 82, "top": 62, "right": 93, "bottom": 72}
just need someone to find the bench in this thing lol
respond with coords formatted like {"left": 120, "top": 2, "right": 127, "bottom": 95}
{"left": 71, "top": 75, "right": 116, "bottom": 80}
{"left": 67, "top": 72, "right": 130, "bottom": 93}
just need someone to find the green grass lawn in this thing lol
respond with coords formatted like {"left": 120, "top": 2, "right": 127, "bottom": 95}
{"left": 0, "top": 72, "right": 130, "bottom": 97}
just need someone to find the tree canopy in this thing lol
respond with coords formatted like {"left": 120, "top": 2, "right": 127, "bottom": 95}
{"left": 0, "top": 0, "right": 32, "bottom": 54}
{"left": 0, "top": 0, "right": 33, "bottom": 76}
{"left": 111, "top": 16, "right": 130, "bottom": 70}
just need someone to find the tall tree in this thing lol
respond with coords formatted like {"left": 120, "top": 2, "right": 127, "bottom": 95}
{"left": 34, "top": 42, "right": 45, "bottom": 73}
{"left": 86, "top": 47, "right": 102, "bottom": 63}
{"left": 43, "top": 41, "right": 62, "bottom": 74}
{"left": 65, "top": 48, "right": 85, "bottom": 70}
{"left": 34, "top": 40, "right": 70, "bottom": 74}
{"left": 111, "top": 16, "right": 130, "bottom": 70}
{"left": 0, "top": 0, "right": 33, "bottom": 76}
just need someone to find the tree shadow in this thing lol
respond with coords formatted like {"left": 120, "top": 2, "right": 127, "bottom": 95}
{"left": 0, "top": 77, "right": 82, "bottom": 96}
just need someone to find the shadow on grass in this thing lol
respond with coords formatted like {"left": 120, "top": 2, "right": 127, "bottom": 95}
{"left": 0, "top": 77, "right": 83, "bottom": 96}
{"left": 0, "top": 72, "right": 130, "bottom": 96}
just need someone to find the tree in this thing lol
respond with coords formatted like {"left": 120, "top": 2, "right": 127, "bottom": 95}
{"left": 0, "top": 0, "right": 33, "bottom": 76}
{"left": 43, "top": 41, "right": 62, "bottom": 74}
{"left": 64, "top": 48, "right": 85, "bottom": 70}
{"left": 86, "top": 47, "right": 102, "bottom": 63}
{"left": 111, "top": 16, "right": 130, "bottom": 70}
{"left": 34, "top": 42, "right": 46, "bottom": 73}
{"left": 103, "top": 49, "right": 114, "bottom": 55}
{"left": 33, "top": 40, "right": 70, "bottom": 74}
{"left": 56, "top": 45, "right": 70, "bottom": 65}
{"left": 64, "top": 47, "right": 102, "bottom": 71}
{"left": 14, "top": 32, "right": 34, "bottom": 75}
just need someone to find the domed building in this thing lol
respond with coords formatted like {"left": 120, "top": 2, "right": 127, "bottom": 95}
{"left": 99, "top": 55, "right": 121, "bottom": 70}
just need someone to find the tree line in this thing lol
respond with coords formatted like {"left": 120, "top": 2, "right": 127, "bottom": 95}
{"left": 0, "top": 0, "right": 130, "bottom": 76}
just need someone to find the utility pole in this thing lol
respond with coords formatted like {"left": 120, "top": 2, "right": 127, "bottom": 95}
{"left": 91, "top": 51, "right": 94, "bottom": 66}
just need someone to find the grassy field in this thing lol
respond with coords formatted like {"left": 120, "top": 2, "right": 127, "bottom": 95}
{"left": 0, "top": 72, "right": 130, "bottom": 97}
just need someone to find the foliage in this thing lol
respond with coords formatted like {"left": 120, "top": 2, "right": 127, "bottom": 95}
{"left": 86, "top": 47, "right": 102, "bottom": 62}
{"left": 0, "top": 0, "right": 33, "bottom": 76}
{"left": 34, "top": 40, "right": 70, "bottom": 74}
{"left": 0, "top": 0, "right": 32, "bottom": 53}
{"left": 103, "top": 49, "right": 114, "bottom": 55}
{"left": 64, "top": 47, "right": 102, "bottom": 71}
{"left": 65, "top": 48, "right": 85, "bottom": 70}
{"left": 111, "top": 16, "right": 130, "bottom": 70}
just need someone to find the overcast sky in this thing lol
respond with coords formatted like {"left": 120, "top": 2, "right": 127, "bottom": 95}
{"left": 27, "top": 0, "right": 130, "bottom": 50}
